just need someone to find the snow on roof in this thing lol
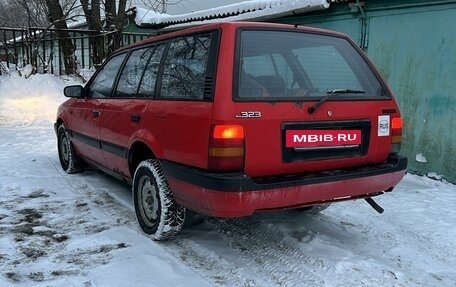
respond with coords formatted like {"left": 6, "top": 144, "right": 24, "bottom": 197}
{"left": 133, "top": 0, "right": 330, "bottom": 28}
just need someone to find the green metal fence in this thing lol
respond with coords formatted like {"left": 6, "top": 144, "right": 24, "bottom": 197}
{"left": 0, "top": 27, "right": 154, "bottom": 75}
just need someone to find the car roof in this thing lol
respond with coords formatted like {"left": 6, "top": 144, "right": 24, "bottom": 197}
{"left": 118, "top": 21, "right": 348, "bottom": 52}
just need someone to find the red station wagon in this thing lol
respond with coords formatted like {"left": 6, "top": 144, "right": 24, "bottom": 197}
{"left": 55, "top": 22, "right": 407, "bottom": 240}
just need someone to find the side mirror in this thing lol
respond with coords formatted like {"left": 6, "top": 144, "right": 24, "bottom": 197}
{"left": 64, "top": 85, "right": 83, "bottom": 98}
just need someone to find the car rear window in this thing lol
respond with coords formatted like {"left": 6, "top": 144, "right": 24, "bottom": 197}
{"left": 235, "top": 30, "right": 385, "bottom": 100}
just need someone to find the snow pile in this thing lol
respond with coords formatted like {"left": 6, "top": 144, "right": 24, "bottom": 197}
{"left": 0, "top": 61, "right": 11, "bottom": 75}
{"left": 79, "top": 67, "right": 96, "bottom": 82}
{"left": 415, "top": 153, "right": 427, "bottom": 163}
{"left": 134, "top": 8, "right": 171, "bottom": 26}
{"left": 18, "top": 64, "right": 35, "bottom": 78}
{"left": 134, "top": 0, "right": 330, "bottom": 27}
{"left": 0, "top": 74, "right": 80, "bottom": 126}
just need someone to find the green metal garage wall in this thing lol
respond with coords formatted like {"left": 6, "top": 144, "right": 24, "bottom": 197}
{"left": 276, "top": 0, "right": 456, "bottom": 183}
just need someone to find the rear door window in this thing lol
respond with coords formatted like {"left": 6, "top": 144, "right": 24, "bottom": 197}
{"left": 112, "top": 44, "right": 166, "bottom": 98}
{"left": 138, "top": 44, "right": 166, "bottom": 97}
{"left": 114, "top": 48, "right": 153, "bottom": 98}
{"left": 236, "top": 30, "right": 385, "bottom": 100}
{"left": 159, "top": 33, "right": 214, "bottom": 100}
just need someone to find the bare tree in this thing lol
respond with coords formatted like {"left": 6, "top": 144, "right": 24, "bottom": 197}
{"left": 45, "top": 0, "right": 76, "bottom": 74}
{"left": 0, "top": 0, "right": 49, "bottom": 27}
{"left": 137, "top": 0, "right": 186, "bottom": 13}
{"left": 1, "top": 0, "right": 183, "bottom": 74}
{"left": 105, "top": 0, "right": 128, "bottom": 53}
{"left": 78, "top": 0, "right": 128, "bottom": 66}
{"left": 80, "top": 0, "right": 104, "bottom": 65}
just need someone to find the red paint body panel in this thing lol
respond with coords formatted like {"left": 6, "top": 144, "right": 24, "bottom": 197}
{"left": 144, "top": 100, "right": 214, "bottom": 169}
{"left": 99, "top": 99, "right": 149, "bottom": 177}
{"left": 169, "top": 170, "right": 406, "bottom": 218}
{"left": 211, "top": 99, "right": 401, "bottom": 177}
{"left": 65, "top": 99, "right": 105, "bottom": 166}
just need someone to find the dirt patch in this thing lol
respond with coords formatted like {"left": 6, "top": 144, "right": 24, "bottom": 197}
{"left": 17, "top": 208, "right": 42, "bottom": 223}
{"left": 27, "top": 272, "right": 45, "bottom": 282}
{"left": 20, "top": 247, "right": 46, "bottom": 259}
{"left": 13, "top": 224, "right": 35, "bottom": 235}
{"left": 25, "top": 189, "right": 50, "bottom": 199}
{"left": 4, "top": 272, "right": 21, "bottom": 282}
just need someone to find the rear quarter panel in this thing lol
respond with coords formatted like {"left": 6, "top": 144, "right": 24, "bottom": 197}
{"left": 144, "top": 100, "right": 213, "bottom": 169}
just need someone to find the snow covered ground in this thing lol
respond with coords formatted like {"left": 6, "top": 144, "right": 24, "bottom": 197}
{"left": 0, "top": 73, "right": 455, "bottom": 287}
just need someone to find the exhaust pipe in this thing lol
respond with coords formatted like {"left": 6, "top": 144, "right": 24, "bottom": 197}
{"left": 365, "top": 197, "right": 384, "bottom": 214}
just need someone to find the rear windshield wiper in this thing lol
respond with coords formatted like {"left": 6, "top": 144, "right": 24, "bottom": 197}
{"left": 307, "top": 89, "right": 365, "bottom": 114}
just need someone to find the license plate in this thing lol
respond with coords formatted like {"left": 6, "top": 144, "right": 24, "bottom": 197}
{"left": 286, "top": 130, "right": 362, "bottom": 148}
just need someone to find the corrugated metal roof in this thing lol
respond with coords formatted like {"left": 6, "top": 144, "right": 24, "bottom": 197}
{"left": 131, "top": 0, "right": 330, "bottom": 29}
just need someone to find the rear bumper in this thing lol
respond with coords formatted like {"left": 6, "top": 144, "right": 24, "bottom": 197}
{"left": 163, "top": 155, "right": 407, "bottom": 218}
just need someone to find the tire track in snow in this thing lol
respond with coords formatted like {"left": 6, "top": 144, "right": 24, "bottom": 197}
{"left": 1, "top": 153, "right": 130, "bottom": 284}
{"left": 66, "top": 176, "right": 260, "bottom": 286}
{"left": 50, "top": 155, "right": 325, "bottom": 286}
{"left": 164, "top": 239, "right": 259, "bottom": 287}
{"left": 208, "top": 217, "right": 326, "bottom": 287}
{"left": 49, "top": 156, "right": 258, "bottom": 286}
{"left": 48, "top": 156, "right": 138, "bottom": 230}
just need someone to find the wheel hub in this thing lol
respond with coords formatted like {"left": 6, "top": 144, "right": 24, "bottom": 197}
{"left": 140, "top": 178, "right": 159, "bottom": 223}
{"left": 60, "top": 136, "right": 69, "bottom": 162}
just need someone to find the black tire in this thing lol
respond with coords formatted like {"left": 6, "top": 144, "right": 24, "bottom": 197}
{"left": 57, "top": 124, "right": 82, "bottom": 174}
{"left": 133, "top": 159, "right": 185, "bottom": 241}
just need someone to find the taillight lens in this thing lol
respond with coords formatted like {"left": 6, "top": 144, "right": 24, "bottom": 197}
{"left": 208, "top": 125, "right": 245, "bottom": 171}
{"left": 391, "top": 117, "right": 403, "bottom": 153}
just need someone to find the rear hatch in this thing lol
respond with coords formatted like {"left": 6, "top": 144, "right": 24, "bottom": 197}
{"left": 214, "top": 27, "right": 402, "bottom": 178}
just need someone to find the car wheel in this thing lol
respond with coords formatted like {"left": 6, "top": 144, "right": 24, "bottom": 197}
{"left": 57, "top": 124, "right": 82, "bottom": 174}
{"left": 133, "top": 159, "right": 185, "bottom": 241}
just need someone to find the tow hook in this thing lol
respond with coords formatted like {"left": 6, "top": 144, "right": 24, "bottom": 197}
{"left": 365, "top": 197, "right": 384, "bottom": 214}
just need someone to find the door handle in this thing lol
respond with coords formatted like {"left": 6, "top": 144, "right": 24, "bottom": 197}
{"left": 131, "top": 114, "right": 141, "bottom": 123}
{"left": 92, "top": 110, "right": 101, "bottom": 117}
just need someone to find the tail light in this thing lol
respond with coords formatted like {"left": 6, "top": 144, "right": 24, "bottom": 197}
{"left": 390, "top": 117, "right": 403, "bottom": 154}
{"left": 208, "top": 124, "right": 245, "bottom": 171}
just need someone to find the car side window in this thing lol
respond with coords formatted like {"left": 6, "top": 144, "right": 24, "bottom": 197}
{"left": 137, "top": 44, "right": 166, "bottom": 98}
{"left": 160, "top": 33, "right": 212, "bottom": 100}
{"left": 88, "top": 53, "right": 127, "bottom": 98}
{"left": 114, "top": 48, "right": 153, "bottom": 98}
